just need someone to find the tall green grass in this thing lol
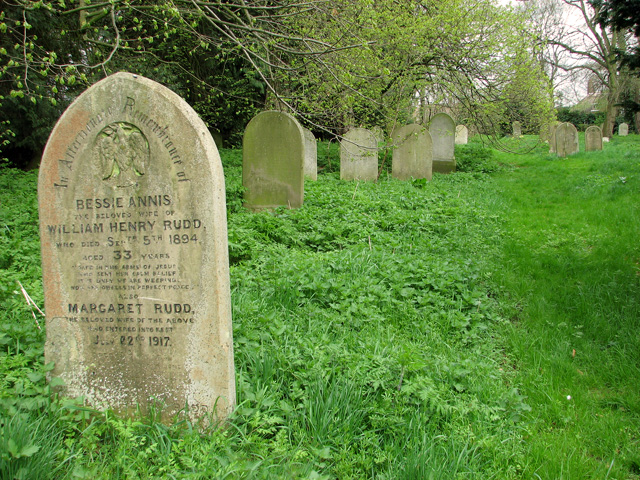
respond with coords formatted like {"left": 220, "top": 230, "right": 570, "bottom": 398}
{"left": 0, "top": 135, "right": 638, "bottom": 478}
{"left": 490, "top": 134, "right": 640, "bottom": 479}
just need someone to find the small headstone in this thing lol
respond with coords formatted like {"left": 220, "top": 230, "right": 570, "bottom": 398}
{"left": 585, "top": 125, "right": 603, "bottom": 151}
{"left": 212, "top": 130, "right": 223, "bottom": 149}
{"left": 38, "top": 73, "right": 235, "bottom": 422}
{"left": 340, "top": 128, "right": 378, "bottom": 181}
{"left": 371, "top": 126, "right": 385, "bottom": 144}
{"left": 455, "top": 125, "right": 468, "bottom": 145}
{"left": 618, "top": 123, "right": 629, "bottom": 136}
{"left": 512, "top": 121, "right": 522, "bottom": 137}
{"left": 391, "top": 124, "right": 432, "bottom": 181}
{"left": 303, "top": 128, "right": 317, "bottom": 181}
{"left": 555, "top": 122, "right": 579, "bottom": 157}
{"left": 549, "top": 122, "right": 560, "bottom": 153}
{"left": 243, "top": 111, "right": 305, "bottom": 210}
{"left": 429, "top": 113, "right": 456, "bottom": 173}
{"left": 603, "top": 137, "right": 610, "bottom": 143}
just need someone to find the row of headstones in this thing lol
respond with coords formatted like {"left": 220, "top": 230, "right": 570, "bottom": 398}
{"left": 514, "top": 120, "right": 632, "bottom": 141}
{"left": 243, "top": 111, "right": 465, "bottom": 210}
{"left": 548, "top": 122, "right": 606, "bottom": 157}
{"left": 36, "top": 73, "right": 470, "bottom": 424}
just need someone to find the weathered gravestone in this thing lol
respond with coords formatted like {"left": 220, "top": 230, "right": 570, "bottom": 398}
{"left": 391, "top": 124, "right": 432, "bottom": 181}
{"left": 548, "top": 121, "right": 561, "bottom": 153}
{"left": 429, "top": 113, "right": 456, "bottom": 173}
{"left": 555, "top": 122, "right": 579, "bottom": 157}
{"left": 212, "top": 130, "right": 223, "bottom": 150}
{"left": 371, "top": 126, "right": 385, "bottom": 145}
{"left": 512, "top": 121, "right": 522, "bottom": 137}
{"left": 618, "top": 123, "right": 629, "bottom": 136}
{"left": 303, "top": 128, "right": 317, "bottom": 181}
{"left": 585, "top": 125, "right": 603, "bottom": 151}
{"left": 455, "top": 125, "right": 468, "bottom": 145}
{"left": 243, "top": 111, "right": 305, "bottom": 210}
{"left": 340, "top": 128, "right": 378, "bottom": 181}
{"left": 38, "top": 72, "right": 235, "bottom": 422}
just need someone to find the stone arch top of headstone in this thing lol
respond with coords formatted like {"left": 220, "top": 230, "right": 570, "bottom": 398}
{"left": 391, "top": 124, "right": 432, "bottom": 181}
{"left": 429, "top": 113, "right": 456, "bottom": 173}
{"left": 618, "top": 123, "right": 629, "bottom": 136}
{"left": 455, "top": 125, "right": 468, "bottom": 145}
{"left": 242, "top": 111, "right": 305, "bottom": 210}
{"left": 38, "top": 72, "right": 235, "bottom": 423}
{"left": 585, "top": 125, "right": 603, "bottom": 152}
{"left": 340, "top": 127, "right": 378, "bottom": 181}
{"left": 555, "top": 122, "right": 579, "bottom": 157}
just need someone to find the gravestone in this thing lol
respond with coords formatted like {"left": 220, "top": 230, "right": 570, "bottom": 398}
{"left": 212, "top": 130, "right": 223, "bottom": 149}
{"left": 585, "top": 125, "right": 603, "bottom": 151}
{"left": 38, "top": 72, "right": 235, "bottom": 422}
{"left": 455, "top": 125, "right": 468, "bottom": 145}
{"left": 618, "top": 123, "right": 629, "bottom": 136}
{"left": 243, "top": 111, "right": 305, "bottom": 210}
{"left": 512, "top": 121, "right": 522, "bottom": 137}
{"left": 340, "top": 128, "right": 378, "bottom": 181}
{"left": 549, "top": 122, "right": 560, "bottom": 153}
{"left": 429, "top": 113, "right": 456, "bottom": 173}
{"left": 371, "top": 126, "right": 385, "bottom": 144}
{"left": 303, "top": 128, "right": 317, "bottom": 181}
{"left": 603, "top": 137, "right": 610, "bottom": 143}
{"left": 555, "top": 122, "right": 579, "bottom": 157}
{"left": 391, "top": 124, "right": 432, "bottom": 181}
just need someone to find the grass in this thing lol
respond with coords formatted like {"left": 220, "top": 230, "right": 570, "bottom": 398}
{"left": 0, "top": 134, "right": 638, "bottom": 478}
{"left": 490, "top": 134, "right": 640, "bottom": 479}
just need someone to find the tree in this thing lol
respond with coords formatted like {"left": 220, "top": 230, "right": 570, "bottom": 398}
{"left": 538, "top": 0, "right": 634, "bottom": 136}
{"left": 1, "top": 0, "right": 553, "bottom": 166}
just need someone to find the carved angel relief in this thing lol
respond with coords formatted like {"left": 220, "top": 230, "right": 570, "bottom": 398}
{"left": 97, "top": 122, "right": 149, "bottom": 187}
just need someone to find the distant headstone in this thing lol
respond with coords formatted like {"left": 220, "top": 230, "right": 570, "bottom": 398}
{"left": 340, "top": 128, "right": 378, "bottom": 181}
{"left": 603, "top": 137, "right": 610, "bottom": 143}
{"left": 455, "top": 125, "right": 468, "bottom": 145}
{"left": 243, "top": 111, "right": 305, "bottom": 210}
{"left": 212, "top": 130, "right": 223, "bottom": 149}
{"left": 555, "top": 122, "right": 579, "bottom": 157}
{"left": 391, "top": 124, "right": 432, "bottom": 181}
{"left": 429, "top": 113, "right": 456, "bottom": 173}
{"left": 512, "top": 121, "right": 522, "bottom": 137}
{"left": 371, "top": 126, "right": 385, "bottom": 144}
{"left": 618, "top": 123, "right": 629, "bottom": 136}
{"left": 585, "top": 125, "right": 603, "bottom": 151}
{"left": 303, "top": 128, "right": 317, "bottom": 181}
{"left": 549, "top": 122, "right": 560, "bottom": 153}
{"left": 38, "top": 72, "right": 235, "bottom": 422}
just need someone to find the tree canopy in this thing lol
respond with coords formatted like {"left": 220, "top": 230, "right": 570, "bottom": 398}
{"left": 1, "top": 0, "right": 553, "bottom": 167}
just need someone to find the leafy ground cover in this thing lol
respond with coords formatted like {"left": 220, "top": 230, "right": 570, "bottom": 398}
{"left": 0, "top": 135, "right": 638, "bottom": 479}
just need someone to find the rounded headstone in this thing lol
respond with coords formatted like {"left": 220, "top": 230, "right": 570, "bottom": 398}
{"left": 555, "top": 122, "right": 579, "bottom": 157}
{"left": 242, "top": 111, "right": 305, "bottom": 210}
{"left": 303, "top": 128, "right": 318, "bottom": 181}
{"left": 618, "top": 123, "right": 629, "bottom": 136}
{"left": 512, "top": 121, "right": 522, "bottom": 137}
{"left": 455, "top": 125, "right": 468, "bottom": 145}
{"left": 340, "top": 128, "right": 378, "bottom": 181}
{"left": 585, "top": 125, "right": 603, "bottom": 152}
{"left": 429, "top": 113, "right": 456, "bottom": 173}
{"left": 38, "top": 72, "right": 235, "bottom": 422}
{"left": 391, "top": 124, "right": 432, "bottom": 181}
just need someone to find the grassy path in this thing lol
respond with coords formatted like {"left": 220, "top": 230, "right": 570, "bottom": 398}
{"left": 488, "top": 137, "right": 640, "bottom": 479}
